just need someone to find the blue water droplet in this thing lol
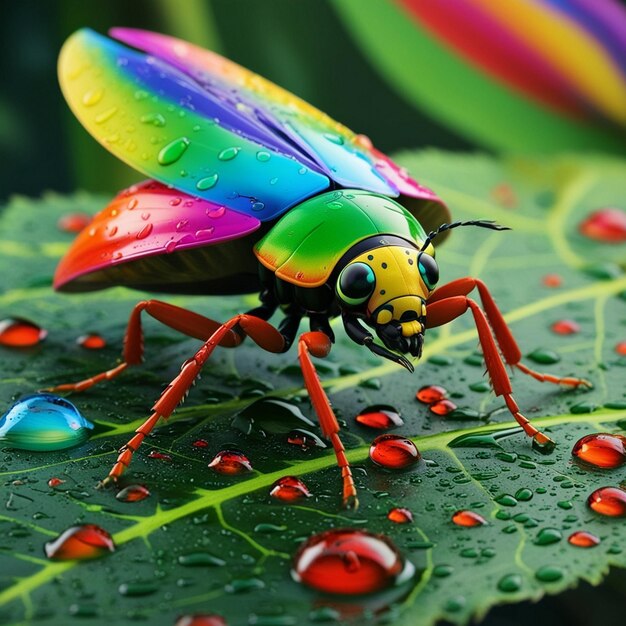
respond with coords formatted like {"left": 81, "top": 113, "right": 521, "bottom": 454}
{"left": 0, "top": 393, "right": 94, "bottom": 451}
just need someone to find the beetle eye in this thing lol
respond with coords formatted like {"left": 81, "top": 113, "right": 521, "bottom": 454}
{"left": 337, "top": 262, "right": 376, "bottom": 306}
{"left": 418, "top": 253, "right": 439, "bottom": 290}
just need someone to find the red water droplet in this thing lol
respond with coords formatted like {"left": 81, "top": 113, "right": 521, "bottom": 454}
{"left": 490, "top": 183, "right": 517, "bottom": 208}
{"left": 291, "top": 528, "right": 413, "bottom": 595}
{"left": 429, "top": 399, "right": 457, "bottom": 416}
{"left": 174, "top": 615, "right": 227, "bottom": 626}
{"left": 0, "top": 318, "right": 47, "bottom": 347}
{"left": 551, "top": 320, "right": 580, "bottom": 335}
{"left": 451, "top": 510, "right": 487, "bottom": 527}
{"left": 369, "top": 435, "right": 420, "bottom": 470}
{"left": 416, "top": 385, "right": 447, "bottom": 404}
{"left": 587, "top": 486, "right": 626, "bottom": 517}
{"left": 355, "top": 405, "right": 403, "bottom": 430}
{"left": 44, "top": 524, "right": 115, "bottom": 560}
{"left": 542, "top": 274, "right": 562, "bottom": 287}
{"left": 286, "top": 429, "right": 325, "bottom": 450}
{"left": 269, "top": 476, "right": 311, "bottom": 501}
{"left": 208, "top": 450, "right": 252, "bottom": 475}
{"left": 387, "top": 507, "right": 413, "bottom": 524}
{"left": 136, "top": 223, "right": 153, "bottom": 240}
{"left": 57, "top": 212, "right": 92, "bottom": 233}
{"left": 116, "top": 484, "right": 150, "bottom": 502}
{"left": 47, "top": 477, "right": 65, "bottom": 488}
{"left": 148, "top": 450, "right": 172, "bottom": 461}
{"left": 192, "top": 439, "right": 209, "bottom": 448}
{"left": 568, "top": 530, "right": 600, "bottom": 548}
{"left": 77, "top": 333, "right": 106, "bottom": 350}
{"left": 579, "top": 208, "right": 626, "bottom": 243}
{"left": 615, "top": 341, "right": 626, "bottom": 356}
{"left": 572, "top": 433, "right": 626, "bottom": 469}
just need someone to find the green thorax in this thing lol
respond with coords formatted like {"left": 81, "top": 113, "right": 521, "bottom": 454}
{"left": 254, "top": 189, "right": 428, "bottom": 287}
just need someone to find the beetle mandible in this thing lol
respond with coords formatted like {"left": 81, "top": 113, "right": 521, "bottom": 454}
{"left": 50, "top": 29, "right": 590, "bottom": 507}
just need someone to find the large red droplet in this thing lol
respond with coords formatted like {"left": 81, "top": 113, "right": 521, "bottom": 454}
{"left": 269, "top": 476, "right": 311, "bottom": 502}
{"left": 355, "top": 405, "right": 403, "bottom": 430}
{"left": 572, "top": 433, "right": 626, "bottom": 469}
{"left": 416, "top": 385, "right": 447, "bottom": 404}
{"left": 44, "top": 524, "right": 115, "bottom": 560}
{"left": 116, "top": 484, "right": 150, "bottom": 503}
{"left": 369, "top": 435, "right": 420, "bottom": 470}
{"left": 208, "top": 450, "right": 253, "bottom": 475}
{"left": 587, "top": 486, "right": 626, "bottom": 517}
{"left": 174, "top": 616, "right": 227, "bottom": 626}
{"left": 77, "top": 333, "right": 107, "bottom": 350}
{"left": 551, "top": 320, "right": 580, "bottom": 335}
{"left": 429, "top": 399, "right": 457, "bottom": 416}
{"left": 568, "top": 531, "right": 600, "bottom": 548}
{"left": 0, "top": 318, "right": 47, "bottom": 347}
{"left": 451, "top": 510, "right": 487, "bottom": 527}
{"left": 579, "top": 208, "right": 626, "bottom": 243}
{"left": 58, "top": 212, "right": 92, "bottom": 233}
{"left": 615, "top": 341, "right": 626, "bottom": 356}
{"left": 542, "top": 274, "right": 562, "bottom": 287}
{"left": 387, "top": 508, "right": 413, "bottom": 524}
{"left": 292, "top": 528, "right": 414, "bottom": 595}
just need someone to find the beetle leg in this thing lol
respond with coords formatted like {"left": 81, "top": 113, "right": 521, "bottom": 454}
{"left": 426, "top": 296, "right": 555, "bottom": 449}
{"left": 298, "top": 331, "right": 358, "bottom": 509}
{"left": 429, "top": 278, "right": 591, "bottom": 388}
{"left": 45, "top": 299, "right": 244, "bottom": 393}
{"left": 101, "top": 314, "right": 286, "bottom": 486}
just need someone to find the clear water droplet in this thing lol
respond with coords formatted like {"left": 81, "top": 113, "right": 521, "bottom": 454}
{"left": 158, "top": 137, "right": 190, "bottom": 165}
{"left": 196, "top": 174, "right": 219, "bottom": 191}
{"left": 140, "top": 112, "right": 166, "bottom": 127}
{"left": 256, "top": 151, "right": 271, "bottom": 162}
{"left": 218, "top": 147, "right": 239, "bottom": 161}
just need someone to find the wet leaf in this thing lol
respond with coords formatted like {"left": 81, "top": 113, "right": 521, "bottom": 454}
{"left": 0, "top": 153, "right": 625, "bottom": 625}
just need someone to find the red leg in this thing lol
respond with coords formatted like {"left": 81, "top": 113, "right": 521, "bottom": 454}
{"left": 46, "top": 300, "right": 243, "bottom": 393}
{"left": 426, "top": 296, "right": 554, "bottom": 449}
{"left": 429, "top": 278, "right": 591, "bottom": 388}
{"left": 102, "top": 314, "right": 286, "bottom": 486}
{"left": 298, "top": 332, "right": 358, "bottom": 509}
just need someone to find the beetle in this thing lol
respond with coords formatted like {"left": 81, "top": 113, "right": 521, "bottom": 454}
{"left": 51, "top": 28, "right": 590, "bottom": 507}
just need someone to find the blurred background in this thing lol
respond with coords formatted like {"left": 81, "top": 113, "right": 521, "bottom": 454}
{"left": 0, "top": 0, "right": 624, "bottom": 201}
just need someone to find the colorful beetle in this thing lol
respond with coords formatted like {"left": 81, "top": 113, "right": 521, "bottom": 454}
{"left": 51, "top": 29, "right": 589, "bottom": 507}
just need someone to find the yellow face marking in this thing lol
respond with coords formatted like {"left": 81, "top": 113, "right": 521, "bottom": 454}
{"left": 377, "top": 309, "right": 393, "bottom": 325}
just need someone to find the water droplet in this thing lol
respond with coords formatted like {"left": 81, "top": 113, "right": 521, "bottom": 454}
{"left": 174, "top": 616, "right": 227, "bottom": 626}
{"left": 387, "top": 507, "right": 413, "bottom": 524}
{"left": 451, "top": 510, "right": 486, "bottom": 527}
{"left": 498, "top": 573, "right": 522, "bottom": 593}
{"left": 416, "top": 385, "right": 447, "bottom": 403}
{"left": 269, "top": 476, "right": 311, "bottom": 501}
{"left": 256, "top": 151, "right": 271, "bottom": 162}
{"left": 169, "top": 197, "right": 182, "bottom": 206}
{"left": 48, "top": 477, "right": 65, "bottom": 488}
{"left": 165, "top": 240, "right": 178, "bottom": 254}
{"left": 308, "top": 607, "right": 340, "bottom": 623}
{"left": 515, "top": 488, "right": 533, "bottom": 501}
{"left": 77, "top": 333, "right": 106, "bottom": 350}
{"left": 270, "top": 177, "right": 279, "bottom": 185}
{"left": 254, "top": 523, "right": 287, "bottom": 534}
{"left": 57, "top": 212, "right": 91, "bottom": 232}
{"left": 495, "top": 494, "right": 518, "bottom": 507}
{"left": 136, "top": 223, "right": 153, "bottom": 240}
{"left": 568, "top": 531, "right": 600, "bottom": 548}
{"left": 158, "top": 137, "right": 190, "bottom": 165}
{"left": 196, "top": 174, "right": 219, "bottom": 190}
{"left": 551, "top": 320, "right": 580, "bottom": 335}
{"left": 148, "top": 450, "right": 171, "bottom": 461}
{"left": 444, "top": 596, "right": 466, "bottom": 612}
{"left": 45, "top": 524, "right": 115, "bottom": 560}
{"left": 355, "top": 405, "right": 403, "bottom": 430}
{"left": 140, "top": 112, "right": 166, "bottom": 127}
{"left": 225, "top": 577, "right": 265, "bottom": 593}
{"left": 207, "top": 206, "right": 226, "bottom": 218}
{"left": 433, "top": 564, "right": 453, "bottom": 578}
{"left": 534, "top": 528, "right": 562, "bottom": 546}
{"left": 192, "top": 439, "right": 208, "bottom": 448}
{"left": 527, "top": 349, "right": 560, "bottom": 364}
{"left": 286, "top": 428, "right": 327, "bottom": 450}
{"left": 572, "top": 433, "right": 626, "bottom": 468}
{"left": 535, "top": 566, "right": 563, "bottom": 582}
{"left": 118, "top": 581, "right": 159, "bottom": 596}
{"left": 208, "top": 450, "right": 252, "bottom": 474}
{"left": 127, "top": 197, "right": 138, "bottom": 210}
{"left": 82, "top": 88, "right": 104, "bottom": 106}
{"left": 116, "top": 484, "right": 150, "bottom": 503}
{"left": 141, "top": 211, "right": 151, "bottom": 221}
{"left": 369, "top": 435, "right": 420, "bottom": 469}
{"left": 218, "top": 146, "right": 239, "bottom": 161}
{"left": 178, "top": 552, "right": 225, "bottom": 567}
{"left": 490, "top": 182, "right": 517, "bottom": 208}
{"left": 252, "top": 201, "right": 265, "bottom": 212}
{"left": 587, "top": 486, "right": 626, "bottom": 517}
{"left": 614, "top": 341, "right": 626, "bottom": 355}
{"left": 0, "top": 393, "right": 94, "bottom": 451}
{"left": 469, "top": 381, "right": 491, "bottom": 392}
{"left": 579, "top": 208, "right": 626, "bottom": 243}
{"left": 429, "top": 400, "right": 457, "bottom": 416}
{"left": 0, "top": 318, "right": 47, "bottom": 347}
{"left": 292, "top": 529, "right": 414, "bottom": 595}
{"left": 323, "top": 133, "right": 344, "bottom": 145}
{"left": 94, "top": 107, "right": 118, "bottom": 124}
{"left": 542, "top": 273, "right": 562, "bottom": 287}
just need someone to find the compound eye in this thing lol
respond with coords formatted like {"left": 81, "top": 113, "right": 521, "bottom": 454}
{"left": 418, "top": 252, "right": 439, "bottom": 290}
{"left": 337, "top": 262, "right": 376, "bottom": 306}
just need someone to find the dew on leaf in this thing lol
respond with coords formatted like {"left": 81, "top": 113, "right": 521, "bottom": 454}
{"left": 587, "top": 486, "right": 626, "bottom": 517}
{"left": 48, "top": 477, "right": 65, "bottom": 488}
{"left": 527, "top": 348, "right": 560, "bottom": 364}
{"left": 515, "top": 488, "right": 533, "bottom": 501}
{"left": 116, "top": 484, "right": 150, "bottom": 503}
{"left": 498, "top": 573, "right": 522, "bottom": 593}
{"left": 578, "top": 208, "right": 626, "bottom": 243}
{"left": 286, "top": 428, "right": 326, "bottom": 450}
{"left": 495, "top": 494, "right": 518, "bottom": 507}
{"left": 148, "top": 450, "right": 172, "bottom": 461}
{"left": 551, "top": 320, "right": 580, "bottom": 335}
{"left": 535, "top": 565, "right": 563, "bottom": 582}
{"left": 355, "top": 405, "right": 403, "bottom": 429}
{"left": 0, "top": 318, "right": 47, "bottom": 347}
{"left": 416, "top": 385, "right": 447, "bottom": 404}
{"left": 291, "top": 529, "right": 414, "bottom": 595}
{"left": 369, "top": 435, "right": 420, "bottom": 469}
{"left": 208, "top": 450, "right": 253, "bottom": 474}
{"left": 542, "top": 273, "right": 562, "bottom": 287}
{"left": 77, "top": 333, "right": 106, "bottom": 350}
{"left": 432, "top": 564, "right": 454, "bottom": 578}
{"left": 118, "top": 581, "right": 159, "bottom": 596}
{"left": 157, "top": 137, "right": 190, "bottom": 165}
{"left": 534, "top": 528, "right": 562, "bottom": 546}
{"left": 451, "top": 510, "right": 487, "bottom": 527}
{"left": 44, "top": 524, "right": 115, "bottom": 560}
{"left": 177, "top": 552, "right": 226, "bottom": 567}
{"left": 429, "top": 400, "right": 457, "bottom": 416}
{"left": 0, "top": 393, "right": 94, "bottom": 451}
{"left": 615, "top": 341, "right": 626, "bottom": 356}
{"left": 192, "top": 439, "right": 209, "bottom": 448}
{"left": 270, "top": 476, "right": 311, "bottom": 502}
{"left": 572, "top": 433, "right": 626, "bottom": 468}
{"left": 387, "top": 507, "right": 413, "bottom": 524}
{"left": 174, "top": 617, "right": 227, "bottom": 626}
{"left": 568, "top": 531, "right": 600, "bottom": 548}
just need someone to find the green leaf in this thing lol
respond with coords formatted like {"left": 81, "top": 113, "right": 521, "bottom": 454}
{"left": 0, "top": 152, "right": 625, "bottom": 626}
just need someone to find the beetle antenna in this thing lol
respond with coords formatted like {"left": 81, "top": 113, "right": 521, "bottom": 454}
{"left": 419, "top": 220, "right": 510, "bottom": 252}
